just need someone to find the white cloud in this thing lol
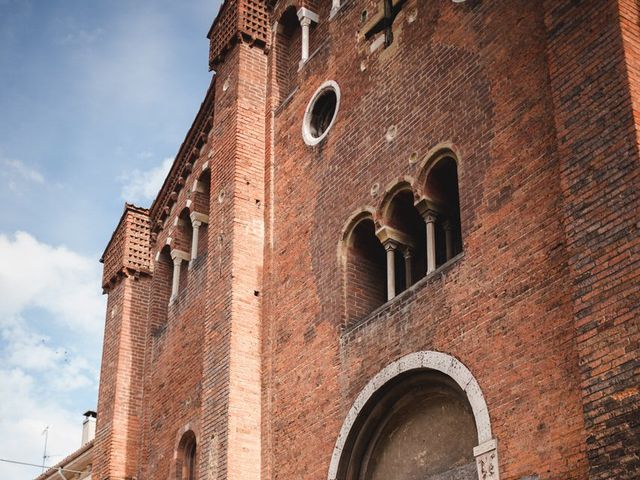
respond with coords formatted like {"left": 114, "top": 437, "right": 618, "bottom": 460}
{"left": 57, "top": 27, "right": 104, "bottom": 46}
{"left": 0, "top": 367, "right": 82, "bottom": 477}
{"left": 0, "top": 232, "right": 103, "bottom": 477}
{"left": 0, "top": 158, "right": 45, "bottom": 192}
{"left": 0, "top": 319, "right": 94, "bottom": 389}
{"left": 0, "top": 231, "right": 105, "bottom": 333}
{"left": 119, "top": 156, "right": 173, "bottom": 205}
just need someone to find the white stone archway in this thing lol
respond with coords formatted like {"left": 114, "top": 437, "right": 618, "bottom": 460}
{"left": 327, "top": 351, "right": 500, "bottom": 480}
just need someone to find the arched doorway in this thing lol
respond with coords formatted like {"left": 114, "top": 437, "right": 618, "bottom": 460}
{"left": 328, "top": 352, "right": 499, "bottom": 480}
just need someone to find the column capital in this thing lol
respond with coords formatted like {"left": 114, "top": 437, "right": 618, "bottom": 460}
{"left": 192, "top": 220, "right": 203, "bottom": 229}
{"left": 401, "top": 246, "right": 413, "bottom": 259}
{"left": 442, "top": 219, "right": 453, "bottom": 231}
{"left": 297, "top": 7, "right": 319, "bottom": 24}
{"left": 422, "top": 210, "right": 438, "bottom": 224}
{"left": 414, "top": 198, "right": 442, "bottom": 220}
{"left": 190, "top": 211, "right": 209, "bottom": 225}
{"left": 376, "top": 225, "right": 415, "bottom": 250}
{"left": 383, "top": 239, "right": 400, "bottom": 252}
{"left": 171, "top": 249, "right": 190, "bottom": 264}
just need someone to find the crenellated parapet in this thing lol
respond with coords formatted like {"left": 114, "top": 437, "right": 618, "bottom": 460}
{"left": 100, "top": 203, "right": 151, "bottom": 291}
{"left": 207, "top": 0, "right": 269, "bottom": 68}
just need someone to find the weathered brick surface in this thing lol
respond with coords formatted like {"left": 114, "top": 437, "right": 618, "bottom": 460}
{"left": 92, "top": 1, "right": 639, "bottom": 480}
{"left": 101, "top": 204, "right": 151, "bottom": 289}
{"left": 264, "top": 0, "right": 634, "bottom": 479}
{"left": 544, "top": 1, "right": 640, "bottom": 477}
{"left": 95, "top": 208, "right": 151, "bottom": 479}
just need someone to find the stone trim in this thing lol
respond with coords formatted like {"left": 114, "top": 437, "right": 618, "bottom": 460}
{"left": 171, "top": 249, "right": 191, "bottom": 263}
{"left": 329, "top": 0, "right": 341, "bottom": 19}
{"left": 327, "top": 351, "right": 499, "bottom": 480}
{"left": 375, "top": 225, "right": 415, "bottom": 249}
{"left": 302, "top": 80, "right": 341, "bottom": 146}
{"left": 190, "top": 212, "right": 210, "bottom": 225}
{"left": 414, "top": 143, "right": 461, "bottom": 200}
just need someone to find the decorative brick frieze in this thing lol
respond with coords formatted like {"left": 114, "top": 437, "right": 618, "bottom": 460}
{"left": 149, "top": 78, "right": 216, "bottom": 231}
{"left": 100, "top": 203, "right": 151, "bottom": 290}
{"left": 207, "top": 0, "right": 269, "bottom": 68}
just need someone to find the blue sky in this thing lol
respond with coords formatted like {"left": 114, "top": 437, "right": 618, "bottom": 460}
{"left": 0, "top": 0, "right": 221, "bottom": 476}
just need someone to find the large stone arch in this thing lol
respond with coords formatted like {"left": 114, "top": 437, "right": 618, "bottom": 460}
{"left": 327, "top": 351, "right": 500, "bottom": 480}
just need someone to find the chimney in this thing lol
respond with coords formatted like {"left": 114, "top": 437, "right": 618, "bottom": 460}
{"left": 82, "top": 410, "right": 97, "bottom": 445}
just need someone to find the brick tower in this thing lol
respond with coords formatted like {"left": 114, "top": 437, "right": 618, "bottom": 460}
{"left": 95, "top": 1, "right": 268, "bottom": 478}
{"left": 93, "top": 1, "right": 639, "bottom": 480}
{"left": 95, "top": 204, "right": 151, "bottom": 479}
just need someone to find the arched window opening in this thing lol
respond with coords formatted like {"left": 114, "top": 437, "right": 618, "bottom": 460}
{"left": 346, "top": 217, "right": 386, "bottom": 322}
{"left": 176, "top": 209, "right": 193, "bottom": 292}
{"left": 424, "top": 157, "right": 462, "bottom": 268}
{"left": 274, "top": 6, "right": 301, "bottom": 103}
{"left": 384, "top": 189, "right": 427, "bottom": 293}
{"left": 176, "top": 431, "right": 197, "bottom": 480}
{"left": 192, "top": 169, "right": 211, "bottom": 259}
{"left": 154, "top": 245, "right": 173, "bottom": 316}
{"left": 337, "top": 371, "right": 478, "bottom": 480}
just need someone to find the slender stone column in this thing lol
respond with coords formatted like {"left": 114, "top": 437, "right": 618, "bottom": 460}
{"left": 190, "top": 220, "right": 202, "bottom": 264}
{"left": 403, "top": 247, "right": 413, "bottom": 288}
{"left": 330, "top": 0, "right": 341, "bottom": 19}
{"left": 423, "top": 211, "right": 438, "bottom": 274}
{"left": 171, "top": 256, "right": 182, "bottom": 301}
{"left": 169, "top": 250, "right": 190, "bottom": 302}
{"left": 300, "top": 17, "right": 312, "bottom": 62}
{"left": 443, "top": 219, "right": 453, "bottom": 261}
{"left": 189, "top": 212, "right": 209, "bottom": 267}
{"left": 384, "top": 240, "right": 398, "bottom": 300}
{"left": 297, "top": 8, "right": 319, "bottom": 66}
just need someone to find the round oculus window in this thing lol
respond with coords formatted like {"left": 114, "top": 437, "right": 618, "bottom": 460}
{"left": 302, "top": 81, "right": 340, "bottom": 146}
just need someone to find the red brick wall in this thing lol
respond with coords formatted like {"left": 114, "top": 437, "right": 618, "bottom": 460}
{"left": 263, "top": 1, "right": 592, "bottom": 479}
{"left": 94, "top": 273, "right": 151, "bottom": 480}
{"left": 93, "top": 1, "right": 640, "bottom": 479}
{"left": 95, "top": 206, "right": 152, "bottom": 480}
{"left": 129, "top": 39, "right": 267, "bottom": 480}
{"left": 544, "top": 1, "right": 640, "bottom": 478}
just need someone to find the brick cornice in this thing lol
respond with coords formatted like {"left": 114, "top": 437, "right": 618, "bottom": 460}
{"left": 149, "top": 76, "right": 216, "bottom": 230}
{"left": 101, "top": 203, "right": 149, "bottom": 263}
{"left": 207, "top": 0, "right": 270, "bottom": 68}
{"left": 101, "top": 203, "right": 152, "bottom": 290}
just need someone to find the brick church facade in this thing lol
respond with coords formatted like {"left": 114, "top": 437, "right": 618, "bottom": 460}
{"left": 94, "top": 1, "right": 639, "bottom": 479}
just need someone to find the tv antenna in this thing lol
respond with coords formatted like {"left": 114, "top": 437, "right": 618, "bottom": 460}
{"left": 41, "top": 426, "right": 49, "bottom": 473}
